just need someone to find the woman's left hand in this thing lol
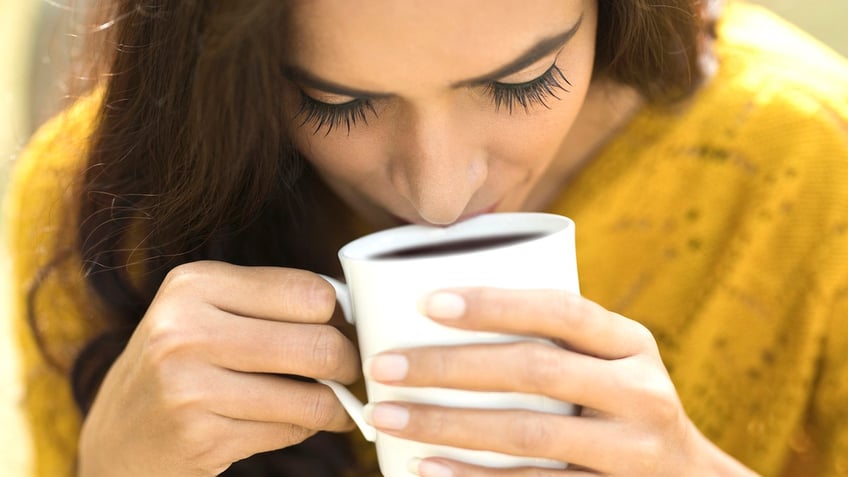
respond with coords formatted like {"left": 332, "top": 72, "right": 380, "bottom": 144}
{"left": 363, "top": 288, "right": 757, "bottom": 476}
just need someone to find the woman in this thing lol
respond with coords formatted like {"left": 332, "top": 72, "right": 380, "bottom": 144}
{"left": 6, "top": 0, "right": 848, "bottom": 476}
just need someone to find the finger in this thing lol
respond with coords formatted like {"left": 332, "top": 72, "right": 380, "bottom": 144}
{"left": 371, "top": 342, "right": 676, "bottom": 419}
{"left": 409, "top": 457, "right": 599, "bottom": 477}
{"left": 219, "top": 418, "right": 318, "bottom": 463}
{"left": 423, "top": 288, "right": 657, "bottom": 359}
{"left": 157, "top": 261, "right": 337, "bottom": 323}
{"left": 204, "top": 369, "right": 355, "bottom": 432}
{"left": 198, "top": 314, "right": 361, "bottom": 382}
{"left": 367, "top": 403, "right": 623, "bottom": 474}
{"left": 367, "top": 342, "right": 626, "bottom": 413}
{"left": 145, "top": 294, "right": 360, "bottom": 382}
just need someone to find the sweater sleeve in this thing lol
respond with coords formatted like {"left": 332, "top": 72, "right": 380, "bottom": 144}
{"left": 3, "top": 93, "right": 102, "bottom": 477}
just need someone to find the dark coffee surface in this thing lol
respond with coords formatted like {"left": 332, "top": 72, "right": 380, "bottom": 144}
{"left": 372, "top": 232, "right": 543, "bottom": 259}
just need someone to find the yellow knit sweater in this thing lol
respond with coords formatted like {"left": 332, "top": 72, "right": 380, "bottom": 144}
{"left": 5, "top": 3, "right": 848, "bottom": 476}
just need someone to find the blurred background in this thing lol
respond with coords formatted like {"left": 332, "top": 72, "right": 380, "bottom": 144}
{"left": 0, "top": 1, "right": 846, "bottom": 475}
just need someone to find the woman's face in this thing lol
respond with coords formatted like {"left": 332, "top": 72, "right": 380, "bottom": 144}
{"left": 285, "top": 0, "right": 598, "bottom": 228}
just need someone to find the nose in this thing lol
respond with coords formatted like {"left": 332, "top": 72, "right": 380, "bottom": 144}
{"left": 388, "top": 103, "right": 488, "bottom": 225}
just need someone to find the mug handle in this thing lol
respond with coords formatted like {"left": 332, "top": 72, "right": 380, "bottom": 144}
{"left": 317, "top": 275, "right": 377, "bottom": 442}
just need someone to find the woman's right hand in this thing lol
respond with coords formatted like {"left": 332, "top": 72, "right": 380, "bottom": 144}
{"left": 77, "top": 261, "right": 360, "bottom": 477}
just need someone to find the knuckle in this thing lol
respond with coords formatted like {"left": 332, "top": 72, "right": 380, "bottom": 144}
{"left": 629, "top": 320, "right": 660, "bottom": 351}
{"left": 145, "top": 266, "right": 217, "bottom": 363}
{"left": 280, "top": 271, "right": 337, "bottom": 320}
{"left": 646, "top": 382, "right": 679, "bottom": 423}
{"left": 558, "top": 293, "right": 595, "bottom": 332}
{"left": 426, "top": 346, "right": 453, "bottom": 380}
{"left": 302, "top": 389, "right": 340, "bottom": 429}
{"left": 310, "top": 327, "right": 348, "bottom": 375}
{"left": 161, "top": 261, "right": 217, "bottom": 292}
{"left": 423, "top": 408, "right": 450, "bottom": 437}
{"left": 144, "top": 313, "right": 189, "bottom": 363}
{"left": 652, "top": 391, "right": 684, "bottom": 426}
{"left": 631, "top": 435, "right": 665, "bottom": 475}
{"left": 454, "top": 287, "right": 498, "bottom": 322}
{"left": 282, "top": 425, "right": 315, "bottom": 446}
{"left": 516, "top": 342, "right": 562, "bottom": 393}
{"left": 143, "top": 307, "right": 207, "bottom": 364}
{"left": 140, "top": 319, "right": 211, "bottom": 411}
{"left": 306, "top": 275, "right": 337, "bottom": 317}
{"left": 505, "top": 412, "right": 554, "bottom": 454}
{"left": 622, "top": 364, "right": 681, "bottom": 425}
{"left": 145, "top": 354, "right": 207, "bottom": 413}
{"left": 167, "top": 387, "right": 206, "bottom": 415}
{"left": 176, "top": 420, "right": 223, "bottom": 469}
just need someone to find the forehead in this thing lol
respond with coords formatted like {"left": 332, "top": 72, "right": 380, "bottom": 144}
{"left": 286, "top": 0, "right": 587, "bottom": 90}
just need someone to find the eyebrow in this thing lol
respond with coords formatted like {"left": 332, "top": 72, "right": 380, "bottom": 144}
{"left": 283, "top": 66, "right": 394, "bottom": 99}
{"left": 453, "top": 14, "right": 584, "bottom": 87}
{"left": 284, "top": 14, "right": 583, "bottom": 98}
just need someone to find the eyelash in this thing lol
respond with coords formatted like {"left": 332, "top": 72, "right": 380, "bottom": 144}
{"left": 295, "top": 63, "right": 571, "bottom": 135}
{"left": 295, "top": 92, "right": 378, "bottom": 136}
{"left": 487, "top": 64, "right": 572, "bottom": 114}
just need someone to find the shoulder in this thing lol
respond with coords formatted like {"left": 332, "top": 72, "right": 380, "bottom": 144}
{"left": 640, "top": 2, "right": 848, "bottom": 171}
{"left": 624, "top": 2, "right": 848, "bottom": 286}
{"left": 4, "top": 91, "right": 101, "bottom": 262}
{"left": 707, "top": 4, "right": 848, "bottom": 288}
{"left": 681, "top": 3, "right": 848, "bottom": 209}
{"left": 6, "top": 90, "right": 101, "bottom": 197}
{"left": 3, "top": 90, "right": 103, "bottom": 366}
{"left": 713, "top": 2, "right": 848, "bottom": 126}
{"left": 2, "top": 91, "right": 102, "bottom": 477}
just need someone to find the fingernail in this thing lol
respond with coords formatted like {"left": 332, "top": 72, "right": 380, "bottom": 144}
{"left": 365, "top": 354, "right": 409, "bottom": 382}
{"left": 363, "top": 403, "right": 409, "bottom": 430}
{"left": 408, "top": 458, "right": 453, "bottom": 477}
{"left": 426, "top": 292, "right": 466, "bottom": 319}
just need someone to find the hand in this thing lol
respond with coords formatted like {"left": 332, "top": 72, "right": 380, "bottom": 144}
{"left": 78, "top": 261, "right": 360, "bottom": 477}
{"left": 364, "top": 288, "right": 758, "bottom": 476}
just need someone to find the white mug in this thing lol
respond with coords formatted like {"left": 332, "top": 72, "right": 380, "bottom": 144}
{"left": 318, "top": 212, "right": 580, "bottom": 476}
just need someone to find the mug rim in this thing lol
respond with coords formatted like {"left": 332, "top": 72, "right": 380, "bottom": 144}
{"left": 338, "top": 212, "right": 574, "bottom": 262}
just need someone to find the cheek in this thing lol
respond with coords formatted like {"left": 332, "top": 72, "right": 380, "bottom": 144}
{"left": 487, "top": 61, "right": 596, "bottom": 166}
{"left": 486, "top": 93, "right": 587, "bottom": 167}
{"left": 281, "top": 85, "right": 382, "bottom": 180}
{"left": 292, "top": 127, "right": 388, "bottom": 181}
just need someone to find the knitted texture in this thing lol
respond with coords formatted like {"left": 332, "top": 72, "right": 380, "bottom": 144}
{"left": 548, "top": 4, "right": 848, "bottom": 475}
{"left": 5, "top": 92, "right": 101, "bottom": 477}
{"left": 4, "top": 3, "right": 847, "bottom": 476}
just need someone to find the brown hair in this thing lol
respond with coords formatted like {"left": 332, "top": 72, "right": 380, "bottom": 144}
{"left": 32, "top": 0, "right": 707, "bottom": 475}
{"left": 596, "top": 0, "right": 706, "bottom": 101}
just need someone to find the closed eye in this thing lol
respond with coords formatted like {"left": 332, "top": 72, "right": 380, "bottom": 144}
{"left": 295, "top": 91, "right": 377, "bottom": 136}
{"left": 487, "top": 62, "right": 572, "bottom": 114}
